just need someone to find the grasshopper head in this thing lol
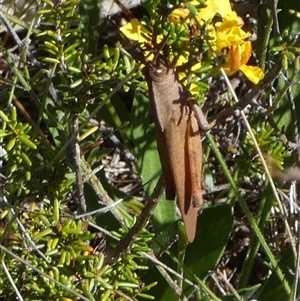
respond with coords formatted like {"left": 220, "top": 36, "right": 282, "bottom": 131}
{"left": 144, "top": 55, "right": 173, "bottom": 82}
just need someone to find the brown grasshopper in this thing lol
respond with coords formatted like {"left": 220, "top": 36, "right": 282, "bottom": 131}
{"left": 144, "top": 53, "right": 206, "bottom": 242}
{"left": 134, "top": 49, "right": 280, "bottom": 242}
{"left": 117, "top": 22, "right": 281, "bottom": 243}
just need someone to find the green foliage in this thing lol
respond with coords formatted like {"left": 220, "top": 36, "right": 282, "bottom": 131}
{"left": 0, "top": 107, "right": 37, "bottom": 195}
{"left": 0, "top": 0, "right": 155, "bottom": 299}
{"left": 243, "top": 122, "right": 289, "bottom": 171}
{"left": 0, "top": 202, "right": 155, "bottom": 300}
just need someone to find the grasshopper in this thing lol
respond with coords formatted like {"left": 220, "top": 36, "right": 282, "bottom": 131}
{"left": 116, "top": 18, "right": 281, "bottom": 243}
{"left": 144, "top": 53, "right": 206, "bottom": 242}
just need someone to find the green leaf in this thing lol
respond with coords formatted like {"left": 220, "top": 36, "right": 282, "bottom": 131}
{"left": 131, "top": 90, "right": 178, "bottom": 243}
{"left": 131, "top": 91, "right": 161, "bottom": 198}
{"left": 159, "top": 205, "right": 233, "bottom": 300}
{"left": 256, "top": 246, "right": 294, "bottom": 301}
{"left": 152, "top": 198, "right": 177, "bottom": 233}
{"left": 185, "top": 204, "right": 233, "bottom": 278}
{"left": 18, "top": 134, "right": 37, "bottom": 149}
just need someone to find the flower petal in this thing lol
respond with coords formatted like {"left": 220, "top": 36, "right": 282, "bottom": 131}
{"left": 240, "top": 41, "right": 252, "bottom": 65}
{"left": 196, "top": 0, "right": 232, "bottom": 22}
{"left": 120, "top": 19, "right": 150, "bottom": 43}
{"left": 170, "top": 8, "right": 190, "bottom": 23}
{"left": 240, "top": 65, "right": 265, "bottom": 84}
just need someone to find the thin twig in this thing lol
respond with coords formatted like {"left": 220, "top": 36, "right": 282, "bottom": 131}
{"left": 2, "top": 260, "right": 24, "bottom": 301}
{"left": 0, "top": 10, "right": 42, "bottom": 67}
{"left": 206, "top": 62, "right": 282, "bottom": 129}
{"left": 0, "top": 194, "right": 50, "bottom": 264}
{"left": 80, "top": 157, "right": 125, "bottom": 224}
{"left": 72, "top": 116, "right": 86, "bottom": 215}
{"left": 105, "top": 176, "right": 165, "bottom": 264}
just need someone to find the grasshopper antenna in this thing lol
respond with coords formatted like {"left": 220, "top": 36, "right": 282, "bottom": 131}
{"left": 108, "top": 17, "right": 149, "bottom": 65}
{"left": 152, "top": 31, "right": 171, "bottom": 63}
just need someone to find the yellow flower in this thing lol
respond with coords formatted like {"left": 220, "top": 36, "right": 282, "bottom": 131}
{"left": 196, "top": 0, "right": 232, "bottom": 23}
{"left": 174, "top": 55, "right": 201, "bottom": 95}
{"left": 120, "top": 18, "right": 163, "bottom": 62}
{"left": 119, "top": 1, "right": 264, "bottom": 85}
{"left": 208, "top": 10, "right": 264, "bottom": 83}
{"left": 223, "top": 41, "right": 264, "bottom": 84}
{"left": 169, "top": 8, "right": 190, "bottom": 23}
{"left": 215, "top": 11, "right": 250, "bottom": 54}
{"left": 119, "top": 18, "right": 151, "bottom": 44}
{"left": 174, "top": 55, "right": 201, "bottom": 71}
{"left": 224, "top": 41, "right": 251, "bottom": 75}
{"left": 239, "top": 65, "right": 265, "bottom": 84}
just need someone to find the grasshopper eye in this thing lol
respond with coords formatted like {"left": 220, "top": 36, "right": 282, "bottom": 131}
{"left": 154, "top": 68, "right": 163, "bottom": 77}
{"left": 147, "top": 63, "right": 168, "bottom": 82}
